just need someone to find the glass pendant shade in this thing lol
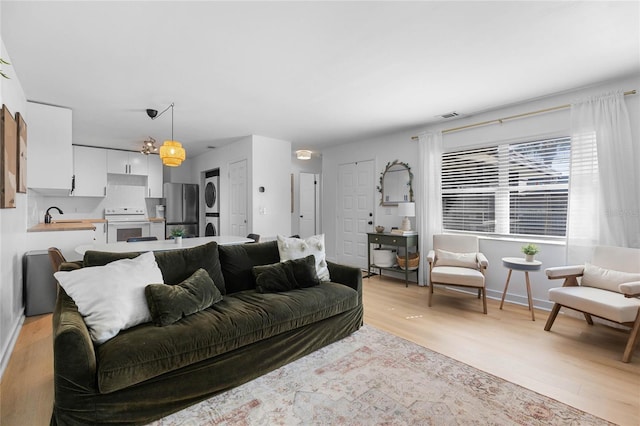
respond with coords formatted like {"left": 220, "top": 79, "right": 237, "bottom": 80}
{"left": 159, "top": 140, "right": 186, "bottom": 167}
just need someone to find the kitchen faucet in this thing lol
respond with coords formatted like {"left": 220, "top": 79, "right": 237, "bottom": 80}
{"left": 44, "top": 206, "right": 64, "bottom": 224}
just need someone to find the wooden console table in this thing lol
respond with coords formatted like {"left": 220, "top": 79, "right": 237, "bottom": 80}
{"left": 367, "top": 232, "right": 419, "bottom": 287}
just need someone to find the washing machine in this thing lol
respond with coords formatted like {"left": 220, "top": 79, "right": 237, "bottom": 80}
{"left": 204, "top": 169, "right": 219, "bottom": 214}
{"left": 205, "top": 213, "right": 219, "bottom": 236}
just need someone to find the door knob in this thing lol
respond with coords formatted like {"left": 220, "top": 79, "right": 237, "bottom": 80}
{"left": 368, "top": 221, "right": 373, "bottom": 225}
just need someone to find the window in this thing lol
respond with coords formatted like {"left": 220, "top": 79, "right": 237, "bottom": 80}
{"left": 442, "top": 137, "right": 570, "bottom": 238}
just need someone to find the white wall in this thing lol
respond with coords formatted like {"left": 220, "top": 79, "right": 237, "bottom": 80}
{"left": 0, "top": 41, "right": 28, "bottom": 379}
{"left": 322, "top": 73, "right": 640, "bottom": 311}
{"left": 251, "top": 135, "right": 292, "bottom": 240}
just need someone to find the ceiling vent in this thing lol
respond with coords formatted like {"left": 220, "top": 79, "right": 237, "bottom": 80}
{"left": 440, "top": 111, "right": 460, "bottom": 119}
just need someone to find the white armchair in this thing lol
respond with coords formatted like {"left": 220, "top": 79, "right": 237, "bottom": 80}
{"left": 427, "top": 234, "right": 489, "bottom": 313}
{"left": 544, "top": 245, "right": 640, "bottom": 363}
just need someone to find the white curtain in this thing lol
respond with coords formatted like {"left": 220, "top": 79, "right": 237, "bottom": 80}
{"left": 417, "top": 131, "right": 443, "bottom": 286}
{"left": 567, "top": 91, "right": 640, "bottom": 263}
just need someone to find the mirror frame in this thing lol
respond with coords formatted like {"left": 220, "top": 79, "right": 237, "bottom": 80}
{"left": 377, "top": 160, "right": 414, "bottom": 206}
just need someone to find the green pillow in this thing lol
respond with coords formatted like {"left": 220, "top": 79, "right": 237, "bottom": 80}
{"left": 145, "top": 268, "right": 223, "bottom": 326}
{"left": 252, "top": 255, "right": 320, "bottom": 293}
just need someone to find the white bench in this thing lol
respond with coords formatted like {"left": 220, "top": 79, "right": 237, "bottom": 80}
{"left": 544, "top": 245, "right": 640, "bottom": 362}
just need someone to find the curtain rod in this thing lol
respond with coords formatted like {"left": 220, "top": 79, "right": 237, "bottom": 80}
{"left": 411, "top": 89, "right": 637, "bottom": 140}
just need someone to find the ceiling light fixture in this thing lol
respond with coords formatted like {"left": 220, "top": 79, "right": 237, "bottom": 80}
{"left": 296, "top": 150, "right": 312, "bottom": 160}
{"left": 147, "top": 102, "right": 186, "bottom": 167}
{"left": 140, "top": 136, "right": 158, "bottom": 155}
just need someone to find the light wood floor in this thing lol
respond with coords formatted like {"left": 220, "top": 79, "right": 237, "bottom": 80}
{"left": 2, "top": 275, "right": 639, "bottom": 425}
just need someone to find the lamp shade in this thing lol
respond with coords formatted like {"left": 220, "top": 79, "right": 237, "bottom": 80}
{"left": 159, "top": 140, "right": 186, "bottom": 167}
{"left": 397, "top": 202, "right": 415, "bottom": 217}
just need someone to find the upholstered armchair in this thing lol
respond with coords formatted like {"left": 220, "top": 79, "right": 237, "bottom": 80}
{"left": 427, "top": 234, "right": 489, "bottom": 313}
{"left": 544, "top": 245, "right": 640, "bottom": 363}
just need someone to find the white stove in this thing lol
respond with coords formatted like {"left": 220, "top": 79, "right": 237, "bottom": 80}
{"left": 105, "top": 207, "right": 150, "bottom": 242}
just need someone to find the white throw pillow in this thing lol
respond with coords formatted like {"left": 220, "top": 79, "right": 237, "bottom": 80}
{"left": 54, "top": 251, "right": 164, "bottom": 344}
{"left": 277, "top": 234, "right": 330, "bottom": 282}
{"left": 581, "top": 262, "right": 640, "bottom": 293}
{"left": 435, "top": 249, "right": 478, "bottom": 269}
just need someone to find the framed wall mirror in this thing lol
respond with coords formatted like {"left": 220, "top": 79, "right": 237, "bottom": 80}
{"left": 378, "top": 160, "right": 413, "bottom": 206}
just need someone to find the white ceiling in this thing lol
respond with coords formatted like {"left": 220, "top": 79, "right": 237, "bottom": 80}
{"left": 2, "top": 1, "right": 639, "bottom": 158}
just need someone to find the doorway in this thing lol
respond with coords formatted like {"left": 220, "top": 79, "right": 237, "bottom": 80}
{"left": 299, "top": 172, "right": 320, "bottom": 238}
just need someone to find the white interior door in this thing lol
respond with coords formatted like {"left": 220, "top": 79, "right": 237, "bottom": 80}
{"left": 299, "top": 172, "right": 319, "bottom": 238}
{"left": 337, "top": 160, "right": 374, "bottom": 269}
{"left": 229, "top": 159, "right": 247, "bottom": 237}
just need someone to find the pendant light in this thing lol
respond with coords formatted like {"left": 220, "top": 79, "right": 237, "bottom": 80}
{"left": 147, "top": 102, "right": 186, "bottom": 167}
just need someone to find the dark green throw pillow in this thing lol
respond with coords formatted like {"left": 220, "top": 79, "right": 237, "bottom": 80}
{"left": 252, "top": 255, "right": 320, "bottom": 293}
{"left": 145, "top": 268, "right": 223, "bottom": 326}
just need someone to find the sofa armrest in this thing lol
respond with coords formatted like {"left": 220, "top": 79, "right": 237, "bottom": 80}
{"left": 619, "top": 281, "right": 640, "bottom": 298}
{"left": 427, "top": 250, "right": 435, "bottom": 264}
{"left": 476, "top": 252, "right": 489, "bottom": 268}
{"left": 545, "top": 265, "right": 584, "bottom": 279}
{"left": 52, "top": 288, "right": 97, "bottom": 396}
{"left": 327, "top": 261, "right": 362, "bottom": 302}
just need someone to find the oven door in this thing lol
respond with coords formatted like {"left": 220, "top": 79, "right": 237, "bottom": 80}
{"left": 107, "top": 221, "right": 151, "bottom": 243}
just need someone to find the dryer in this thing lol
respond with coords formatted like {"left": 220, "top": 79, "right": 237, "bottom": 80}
{"left": 205, "top": 214, "right": 219, "bottom": 236}
{"left": 204, "top": 169, "right": 219, "bottom": 214}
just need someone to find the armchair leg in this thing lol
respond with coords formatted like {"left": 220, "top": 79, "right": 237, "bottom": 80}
{"left": 622, "top": 309, "right": 640, "bottom": 363}
{"left": 544, "top": 303, "right": 562, "bottom": 331}
{"left": 584, "top": 313, "right": 594, "bottom": 325}
{"left": 481, "top": 288, "right": 487, "bottom": 314}
{"left": 427, "top": 284, "right": 433, "bottom": 307}
{"left": 477, "top": 288, "right": 481, "bottom": 299}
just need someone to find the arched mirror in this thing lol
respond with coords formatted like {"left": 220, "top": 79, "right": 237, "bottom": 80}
{"left": 377, "top": 160, "right": 413, "bottom": 205}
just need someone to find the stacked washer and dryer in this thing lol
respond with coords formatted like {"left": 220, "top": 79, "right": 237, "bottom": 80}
{"left": 204, "top": 169, "right": 220, "bottom": 236}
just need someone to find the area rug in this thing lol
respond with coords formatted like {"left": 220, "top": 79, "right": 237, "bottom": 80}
{"left": 149, "top": 325, "right": 611, "bottom": 425}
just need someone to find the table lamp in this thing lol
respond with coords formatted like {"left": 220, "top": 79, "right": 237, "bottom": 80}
{"left": 397, "top": 202, "right": 415, "bottom": 232}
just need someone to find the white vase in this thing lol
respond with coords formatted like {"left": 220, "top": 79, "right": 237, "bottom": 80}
{"left": 175, "top": 236, "right": 182, "bottom": 244}
{"left": 525, "top": 254, "right": 535, "bottom": 262}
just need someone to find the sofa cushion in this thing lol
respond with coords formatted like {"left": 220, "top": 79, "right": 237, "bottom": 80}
{"left": 581, "top": 262, "right": 640, "bottom": 293}
{"left": 54, "top": 252, "right": 164, "bottom": 344}
{"left": 145, "top": 268, "right": 223, "bottom": 326}
{"left": 277, "top": 234, "right": 330, "bottom": 281}
{"left": 95, "top": 282, "right": 359, "bottom": 393}
{"left": 549, "top": 286, "right": 640, "bottom": 323}
{"left": 431, "top": 266, "right": 484, "bottom": 287}
{"left": 83, "top": 241, "right": 226, "bottom": 294}
{"left": 253, "top": 255, "right": 320, "bottom": 293}
{"left": 218, "top": 241, "right": 281, "bottom": 293}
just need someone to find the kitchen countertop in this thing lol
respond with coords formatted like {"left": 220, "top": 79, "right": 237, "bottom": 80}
{"left": 28, "top": 218, "right": 106, "bottom": 233}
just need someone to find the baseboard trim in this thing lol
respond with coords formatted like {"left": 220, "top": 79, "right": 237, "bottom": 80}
{"left": 0, "top": 310, "right": 25, "bottom": 381}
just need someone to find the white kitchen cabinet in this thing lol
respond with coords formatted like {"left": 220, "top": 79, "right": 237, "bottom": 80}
{"left": 92, "top": 222, "right": 107, "bottom": 244}
{"left": 26, "top": 229, "right": 95, "bottom": 262}
{"left": 26, "top": 102, "right": 73, "bottom": 194}
{"left": 147, "top": 155, "right": 163, "bottom": 197}
{"left": 150, "top": 222, "right": 165, "bottom": 240}
{"left": 72, "top": 146, "right": 107, "bottom": 197}
{"left": 107, "top": 150, "right": 148, "bottom": 175}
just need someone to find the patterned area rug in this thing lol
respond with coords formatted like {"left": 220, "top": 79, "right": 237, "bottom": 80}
{"left": 150, "top": 325, "right": 611, "bottom": 425}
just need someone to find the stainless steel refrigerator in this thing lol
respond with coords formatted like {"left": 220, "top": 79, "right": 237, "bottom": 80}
{"left": 164, "top": 183, "right": 199, "bottom": 238}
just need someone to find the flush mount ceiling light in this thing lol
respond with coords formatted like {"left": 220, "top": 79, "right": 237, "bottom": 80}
{"left": 147, "top": 102, "right": 186, "bottom": 167}
{"left": 140, "top": 136, "right": 158, "bottom": 155}
{"left": 296, "top": 150, "right": 312, "bottom": 160}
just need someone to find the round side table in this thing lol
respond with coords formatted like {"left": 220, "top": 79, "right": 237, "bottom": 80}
{"left": 500, "top": 257, "right": 542, "bottom": 321}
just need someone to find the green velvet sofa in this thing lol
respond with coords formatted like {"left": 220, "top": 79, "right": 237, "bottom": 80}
{"left": 51, "top": 240, "right": 363, "bottom": 425}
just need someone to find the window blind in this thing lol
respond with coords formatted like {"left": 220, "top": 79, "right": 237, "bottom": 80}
{"left": 442, "top": 137, "right": 570, "bottom": 237}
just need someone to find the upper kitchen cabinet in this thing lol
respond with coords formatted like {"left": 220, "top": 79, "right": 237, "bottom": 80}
{"left": 147, "top": 154, "right": 163, "bottom": 197}
{"left": 72, "top": 146, "right": 107, "bottom": 197}
{"left": 27, "top": 102, "right": 73, "bottom": 194}
{"left": 107, "top": 150, "right": 148, "bottom": 175}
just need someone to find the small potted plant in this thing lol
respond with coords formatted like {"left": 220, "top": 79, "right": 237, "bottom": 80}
{"left": 521, "top": 243, "right": 539, "bottom": 262}
{"left": 171, "top": 227, "right": 185, "bottom": 244}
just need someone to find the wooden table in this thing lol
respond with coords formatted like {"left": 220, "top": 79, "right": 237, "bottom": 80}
{"left": 76, "top": 236, "right": 253, "bottom": 255}
{"left": 500, "top": 257, "right": 542, "bottom": 321}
